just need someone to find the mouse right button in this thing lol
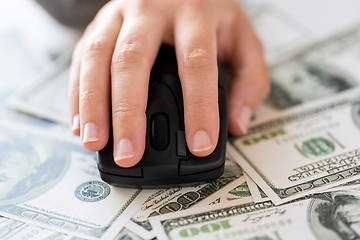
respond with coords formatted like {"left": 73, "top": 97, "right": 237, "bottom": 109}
{"left": 176, "top": 130, "right": 187, "bottom": 157}
{"left": 178, "top": 152, "right": 225, "bottom": 176}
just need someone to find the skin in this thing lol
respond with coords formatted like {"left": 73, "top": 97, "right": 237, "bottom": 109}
{"left": 69, "top": 0, "right": 270, "bottom": 168}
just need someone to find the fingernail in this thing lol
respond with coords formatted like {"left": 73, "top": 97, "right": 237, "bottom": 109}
{"left": 238, "top": 106, "right": 252, "bottom": 134}
{"left": 115, "top": 138, "right": 134, "bottom": 162}
{"left": 83, "top": 123, "right": 99, "bottom": 143}
{"left": 72, "top": 114, "right": 80, "bottom": 131}
{"left": 192, "top": 130, "right": 212, "bottom": 152}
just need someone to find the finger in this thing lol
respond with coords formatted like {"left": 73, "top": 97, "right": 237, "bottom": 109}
{"left": 174, "top": 2, "right": 219, "bottom": 157}
{"left": 69, "top": 37, "right": 84, "bottom": 136}
{"left": 111, "top": 14, "right": 165, "bottom": 167}
{"left": 78, "top": 2, "right": 123, "bottom": 151}
{"left": 69, "top": 22, "right": 97, "bottom": 136}
{"left": 226, "top": 10, "right": 270, "bottom": 136}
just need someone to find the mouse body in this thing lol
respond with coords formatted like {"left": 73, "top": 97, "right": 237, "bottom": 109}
{"left": 97, "top": 45, "right": 228, "bottom": 188}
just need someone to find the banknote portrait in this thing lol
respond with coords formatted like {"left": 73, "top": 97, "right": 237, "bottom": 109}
{"left": 309, "top": 191, "right": 360, "bottom": 240}
{"left": 0, "top": 126, "right": 70, "bottom": 205}
{"left": 266, "top": 61, "right": 356, "bottom": 110}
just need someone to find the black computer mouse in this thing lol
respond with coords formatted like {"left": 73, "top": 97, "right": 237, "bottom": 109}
{"left": 97, "top": 44, "right": 228, "bottom": 188}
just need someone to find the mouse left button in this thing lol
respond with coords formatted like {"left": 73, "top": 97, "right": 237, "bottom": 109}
{"left": 97, "top": 141, "right": 143, "bottom": 177}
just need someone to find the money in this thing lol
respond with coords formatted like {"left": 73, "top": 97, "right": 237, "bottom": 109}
{"left": 244, "top": 172, "right": 270, "bottom": 203}
{"left": 150, "top": 188, "right": 360, "bottom": 240}
{"left": 0, "top": 216, "right": 144, "bottom": 240}
{"left": 115, "top": 228, "right": 145, "bottom": 240}
{"left": 4, "top": 1, "right": 360, "bottom": 239}
{"left": 196, "top": 177, "right": 253, "bottom": 208}
{"left": 0, "top": 217, "right": 82, "bottom": 240}
{"left": 0, "top": 120, "right": 147, "bottom": 240}
{"left": 253, "top": 26, "right": 360, "bottom": 124}
{"left": 245, "top": 3, "right": 312, "bottom": 64}
{"left": 227, "top": 26, "right": 360, "bottom": 205}
{"left": 149, "top": 198, "right": 275, "bottom": 240}
{"left": 229, "top": 90, "right": 360, "bottom": 205}
{"left": 127, "top": 154, "right": 244, "bottom": 239}
{"left": 9, "top": 55, "right": 71, "bottom": 126}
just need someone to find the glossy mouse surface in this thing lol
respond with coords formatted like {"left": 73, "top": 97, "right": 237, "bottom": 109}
{"left": 97, "top": 45, "right": 228, "bottom": 188}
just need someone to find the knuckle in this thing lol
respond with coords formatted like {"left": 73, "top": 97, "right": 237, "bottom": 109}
{"left": 186, "top": 94, "right": 217, "bottom": 111}
{"left": 82, "top": 37, "right": 109, "bottom": 58}
{"left": 183, "top": 0, "right": 211, "bottom": 9}
{"left": 182, "top": 47, "right": 214, "bottom": 70}
{"left": 111, "top": 40, "right": 145, "bottom": 69}
{"left": 133, "top": 0, "right": 153, "bottom": 12}
{"left": 79, "top": 89, "right": 99, "bottom": 106}
{"left": 112, "top": 100, "right": 140, "bottom": 118}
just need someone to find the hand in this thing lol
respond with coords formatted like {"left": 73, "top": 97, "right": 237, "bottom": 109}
{"left": 69, "top": 0, "right": 269, "bottom": 167}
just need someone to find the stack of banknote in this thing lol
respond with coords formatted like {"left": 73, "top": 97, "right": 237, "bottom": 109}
{"left": 2, "top": 0, "right": 360, "bottom": 239}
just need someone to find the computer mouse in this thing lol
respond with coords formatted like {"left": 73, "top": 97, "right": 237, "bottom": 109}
{"left": 97, "top": 44, "right": 228, "bottom": 188}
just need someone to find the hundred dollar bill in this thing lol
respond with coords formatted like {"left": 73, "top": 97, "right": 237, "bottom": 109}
{"left": 244, "top": 172, "right": 270, "bottom": 203}
{"left": 151, "top": 188, "right": 360, "bottom": 240}
{"left": 115, "top": 227, "right": 144, "bottom": 240}
{"left": 0, "top": 120, "right": 147, "bottom": 240}
{"left": 197, "top": 176, "right": 253, "bottom": 208}
{"left": 229, "top": 90, "right": 360, "bottom": 205}
{"left": 0, "top": 217, "right": 142, "bottom": 240}
{"left": 320, "top": 179, "right": 360, "bottom": 193}
{"left": 0, "top": 217, "right": 83, "bottom": 240}
{"left": 149, "top": 198, "right": 275, "bottom": 240}
{"left": 254, "top": 25, "right": 360, "bottom": 124}
{"left": 9, "top": 54, "right": 70, "bottom": 126}
{"left": 126, "top": 154, "right": 243, "bottom": 239}
{"left": 246, "top": 3, "right": 312, "bottom": 64}
{"left": 0, "top": 31, "right": 44, "bottom": 91}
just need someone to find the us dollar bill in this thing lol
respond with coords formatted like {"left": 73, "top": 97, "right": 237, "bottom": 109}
{"left": 149, "top": 198, "right": 275, "bottom": 240}
{"left": 114, "top": 227, "right": 145, "bottom": 240}
{"left": 0, "top": 120, "right": 147, "bottom": 240}
{"left": 245, "top": 3, "right": 312, "bottom": 64}
{"left": 244, "top": 172, "right": 270, "bottom": 203}
{"left": 0, "top": 217, "right": 84, "bottom": 240}
{"left": 0, "top": 216, "right": 142, "bottom": 240}
{"left": 229, "top": 89, "right": 360, "bottom": 205}
{"left": 150, "top": 188, "right": 360, "bottom": 240}
{"left": 197, "top": 176, "right": 253, "bottom": 208}
{"left": 254, "top": 25, "right": 360, "bottom": 124}
{"left": 127, "top": 154, "right": 244, "bottom": 239}
{"left": 320, "top": 179, "right": 360, "bottom": 193}
{"left": 9, "top": 54, "right": 70, "bottom": 126}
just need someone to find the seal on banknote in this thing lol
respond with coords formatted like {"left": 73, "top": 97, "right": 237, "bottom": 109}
{"left": 301, "top": 137, "right": 335, "bottom": 157}
{"left": 75, "top": 181, "right": 110, "bottom": 202}
{"left": 229, "top": 183, "right": 251, "bottom": 198}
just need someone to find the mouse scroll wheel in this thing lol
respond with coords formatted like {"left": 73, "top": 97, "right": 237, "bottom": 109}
{"left": 151, "top": 113, "right": 169, "bottom": 150}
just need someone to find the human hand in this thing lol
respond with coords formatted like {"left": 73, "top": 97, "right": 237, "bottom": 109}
{"left": 69, "top": 0, "right": 269, "bottom": 167}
